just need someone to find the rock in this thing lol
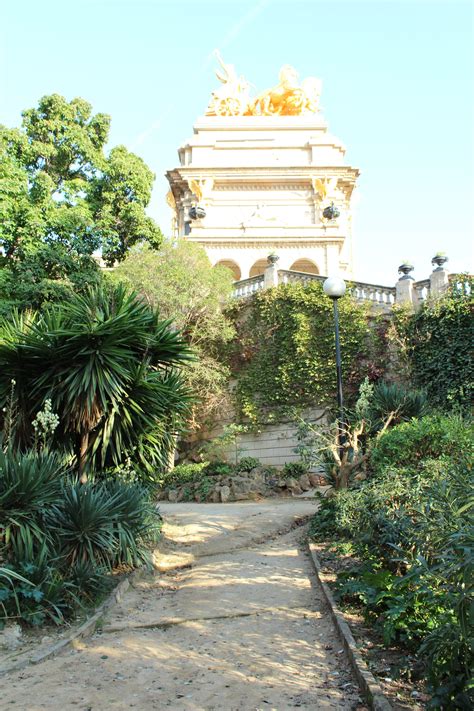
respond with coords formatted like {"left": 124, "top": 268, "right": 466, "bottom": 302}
{"left": 298, "top": 474, "right": 311, "bottom": 491}
{"left": 168, "top": 489, "right": 179, "bottom": 502}
{"left": 0, "top": 624, "right": 22, "bottom": 651}
{"left": 211, "top": 490, "right": 220, "bottom": 503}
{"left": 233, "top": 492, "right": 249, "bottom": 501}
{"left": 220, "top": 485, "right": 231, "bottom": 503}
{"left": 308, "top": 473, "right": 321, "bottom": 487}
{"left": 285, "top": 477, "right": 299, "bottom": 490}
{"left": 290, "top": 485, "right": 303, "bottom": 496}
{"left": 231, "top": 479, "right": 252, "bottom": 495}
{"left": 354, "top": 472, "right": 367, "bottom": 481}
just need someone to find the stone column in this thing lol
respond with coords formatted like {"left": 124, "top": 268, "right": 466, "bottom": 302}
{"left": 430, "top": 254, "right": 449, "bottom": 297}
{"left": 263, "top": 253, "right": 280, "bottom": 289}
{"left": 395, "top": 263, "right": 415, "bottom": 309}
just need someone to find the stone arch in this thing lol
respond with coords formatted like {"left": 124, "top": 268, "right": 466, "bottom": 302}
{"left": 214, "top": 260, "right": 241, "bottom": 281}
{"left": 249, "top": 259, "right": 268, "bottom": 278}
{"left": 289, "top": 258, "right": 319, "bottom": 275}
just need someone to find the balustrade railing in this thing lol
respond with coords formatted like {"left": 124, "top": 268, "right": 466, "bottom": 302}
{"left": 233, "top": 275, "right": 265, "bottom": 298}
{"left": 413, "top": 278, "right": 430, "bottom": 305}
{"left": 233, "top": 269, "right": 396, "bottom": 308}
{"left": 231, "top": 262, "right": 470, "bottom": 310}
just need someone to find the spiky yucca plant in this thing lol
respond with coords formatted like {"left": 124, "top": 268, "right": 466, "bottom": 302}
{"left": 0, "top": 285, "right": 193, "bottom": 478}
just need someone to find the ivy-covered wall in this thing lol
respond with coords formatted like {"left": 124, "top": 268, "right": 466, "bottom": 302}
{"left": 229, "top": 282, "right": 389, "bottom": 425}
{"left": 394, "top": 277, "right": 473, "bottom": 410}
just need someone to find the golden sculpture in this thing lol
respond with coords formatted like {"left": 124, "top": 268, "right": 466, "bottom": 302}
{"left": 188, "top": 178, "right": 214, "bottom": 205}
{"left": 165, "top": 190, "right": 176, "bottom": 211}
{"left": 205, "top": 55, "right": 322, "bottom": 117}
{"left": 206, "top": 51, "right": 251, "bottom": 117}
{"left": 312, "top": 177, "right": 339, "bottom": 201}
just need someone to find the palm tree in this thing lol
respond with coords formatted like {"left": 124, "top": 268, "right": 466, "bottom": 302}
{"left": 0, "top": 285, "right": 193, "bottom": 478}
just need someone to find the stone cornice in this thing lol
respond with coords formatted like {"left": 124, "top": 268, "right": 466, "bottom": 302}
{"left": 186, "top": 238, "right": 344, "bottom": 248}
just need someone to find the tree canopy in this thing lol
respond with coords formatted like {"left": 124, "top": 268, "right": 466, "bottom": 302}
{"left": 111, "top": 241, "right": 235, "bottom": 434}
{"left": 0, "top": 94, "right": 162, "bottom": 266}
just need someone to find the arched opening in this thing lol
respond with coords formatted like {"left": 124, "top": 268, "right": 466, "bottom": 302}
{"left": 214, "top": 260, "right": 241, "bottom": 281}
{"left": 249, "top": 259, "right": 268, "bottom": 278}
{"left": 289, "top": 259, "right": 319, "bottom": 275}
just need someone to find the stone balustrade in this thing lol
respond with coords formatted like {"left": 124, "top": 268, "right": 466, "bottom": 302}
{"left": 232, "top": 254, "right": 469, "bottom": 312}
{"left": 232, "top": 275, "right": 265, "bottom": 298}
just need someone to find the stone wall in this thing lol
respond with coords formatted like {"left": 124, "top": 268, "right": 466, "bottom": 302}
{"left": 226, "top": 410, "right": 326, "bottom": 468}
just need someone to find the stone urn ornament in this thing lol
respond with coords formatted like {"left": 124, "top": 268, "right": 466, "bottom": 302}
{"left": 267, "top": 252, "right": 280, "bottom": 265}
{"left": 432, "top": 253, "right": 448, "bottom": 271}
{"left": 189, "top": 205, "right": 206, "bottom": 220}
{"left": 322, "top": 202, "right": 340, "bottom": 221}
{"left": 398, "top": 262, "right": 414, "bottom": 280}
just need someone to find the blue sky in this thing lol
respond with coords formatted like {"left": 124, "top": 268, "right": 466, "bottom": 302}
{"left": 2, "top": 0, "right": 473, "bottom": 284}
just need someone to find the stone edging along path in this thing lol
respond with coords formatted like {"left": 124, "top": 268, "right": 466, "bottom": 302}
{"left": 307, "top": 541, "right": 393, "bottom": 711}
{"left": 0, "top": 568, "right": 144, "bottom": 678}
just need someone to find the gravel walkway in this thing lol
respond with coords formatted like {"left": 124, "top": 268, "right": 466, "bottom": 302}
{"left": 3, "top": 501, "right": 363, "bottom": 710}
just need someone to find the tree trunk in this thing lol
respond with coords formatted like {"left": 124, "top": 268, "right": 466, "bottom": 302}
{"left": 78, "top": 431, "right": 89, "bottom": 483}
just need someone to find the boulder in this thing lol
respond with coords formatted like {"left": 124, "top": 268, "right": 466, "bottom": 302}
{"left": 298, "top": 474, "right": 311, "bottom": 491}
{"left": 211, "top": 490, "right": 220, "bottom": 503}
{"left": 308, "top": 473, "right": 322, "bottom": 487}
{"left": 168, "top": 489, "right": 179, "bottom": 502}
{"left": 0, "top": 624, "right": 22, "bottom": 651}
{"left": 290, "top": 485, "right": 303, "bottom": 496}
{"left": 220, "top": 485, "right": 231, "bottom": 503}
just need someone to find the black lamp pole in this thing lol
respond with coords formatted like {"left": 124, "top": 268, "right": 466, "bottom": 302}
{"left": 323, "top": 277, "right": 347, "bottom": 459}
{"left": 332, "top": 297, "right": 344, "bottom": 432}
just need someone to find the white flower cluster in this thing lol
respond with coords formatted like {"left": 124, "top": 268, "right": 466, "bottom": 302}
{"left": 32, "top": 399, "right": 60, "bottom": 438}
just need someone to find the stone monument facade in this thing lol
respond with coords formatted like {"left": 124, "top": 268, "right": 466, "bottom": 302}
{"left": 166, "top": 55, "right": 359, "bottom": 280}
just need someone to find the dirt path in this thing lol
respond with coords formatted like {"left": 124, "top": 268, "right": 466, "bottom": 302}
{"left": 3, "top": 501, "right": 363, "bottom": 710}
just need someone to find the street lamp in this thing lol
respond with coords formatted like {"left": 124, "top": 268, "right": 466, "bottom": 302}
{"left": 323, "top": 276, "right": 346, "bottom": 454}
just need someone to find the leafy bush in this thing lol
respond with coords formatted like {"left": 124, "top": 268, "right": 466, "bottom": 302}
{"left": 236, "top": 456, "right": 261, "bottom": 473}
{"left": 0, "top": 546, "right": 73, "bottom": 626}
{"left": 0, "top": 285, "right": 193, "bottom": 478}
{"left": 394, "top": 277, "right": 474, "bottom": 411}
{"left": 0, "top": 450, "right": 162, "bottom": 627}
{"left": 282, "top": 461, "right": 309, "bottom": 479}
{"left": 231, "top": 281, "right": 388, "bottom": 424}
{"left": 0, "top": 450, "right": 65, "bottom": 555}
{"left": 370, "top": 381, "right": 428, "bottom": 424}
{"left": 370, "top": 414, "right": 473, "bottom": 472}
{"left": 205, "top": 461, "right": 234, "bottom": 477}
{"left": 310, "top": 454, "right": 474, "bottom": 707}
{"left": 101, "top": 480, "right": 162, "bottom": 567}
{"left": 159, "top": 462, "right": 209, "bottom": 489}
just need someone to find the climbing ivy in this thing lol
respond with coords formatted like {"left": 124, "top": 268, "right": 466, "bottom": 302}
{"left": 394, "top": 276, "right": 474, "bottom": 410}
{"left": 229, "top": 282, "right": 388, "bottom": 424}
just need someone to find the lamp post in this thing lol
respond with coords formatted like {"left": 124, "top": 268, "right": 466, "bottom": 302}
{"left": 323, "top": 276, "right": 346, "bottom": 455}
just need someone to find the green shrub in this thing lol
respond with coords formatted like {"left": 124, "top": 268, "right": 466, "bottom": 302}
{"left": 236, "top": 456, "right": 260, "bottom": 473}
{"left": 205, "top": 461, "right": 234, "bottom": 477}
{"left": 160, "top": 462, "right": 209, "bottom": 489}
{"left": 309, "top": 455, "right": 474, "bottom": 706}
{"left": 102, "top": 480, "right": 162, "bottom": 567}
{"left": 370, "top": 381, "right": 428, "bottom": 423}
{"left": 0, "top": 545, "right": 72, "bottom": 626}
{"left": 370, "top": 414, "right": 473, "bottom": 473}
{"left": 282, "top": 461, "right": 309, "bottom": 479}
{"left": 1, "top": 451, "right": 162, "bottom": 627}
{"left": 0, "top": 450, "right": 65, "bottom": 555}
{"left": 395, "top": 277, "right": 474, "bottom": 411}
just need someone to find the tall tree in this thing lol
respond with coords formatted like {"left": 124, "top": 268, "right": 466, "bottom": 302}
{"left": 0, "top": 94, "right": 162, "bottom": 266}
{"left": 111, "top": 241, "right": 235, "bottom": 436}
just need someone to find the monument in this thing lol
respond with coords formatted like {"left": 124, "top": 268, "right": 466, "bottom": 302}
{"left": 165, "top": 53, "right": 359, "bottom": 281}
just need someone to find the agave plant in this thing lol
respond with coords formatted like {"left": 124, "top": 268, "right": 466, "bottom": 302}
{"left": 47, "top": 482, "right": 119, "bottom": 568}
{"left": 0, "top": 450, "right": 65, "bottom": 555}
{"left": 371, "top": 381, "right": 428, "bottom": 425}
{"left": 0, "top": 285, "right": 194, "bottom": 477}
